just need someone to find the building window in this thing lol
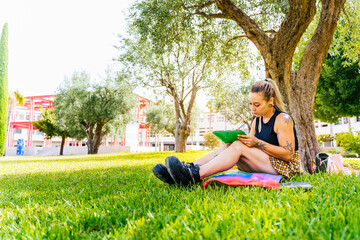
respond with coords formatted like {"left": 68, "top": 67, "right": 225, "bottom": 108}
{"left": 35, "top": 112, "right": 42, "bottom": 121}
{"left": 207, "top": 115, "right": 215, "bottom": 122}
{"left": 16, "top": 113, "right": 25, "bottom": 120}
{"left": 217, "top": 117, "right": 225, "bottom": 122}
{"left": 336, "top": 118, "right": 342, "bottom": 125}
{"left": 199, "top": 118, "right": 204, "bottom": 123}
{"left": 357, "top": 117, "right": 360, "bottom": 122}
{"left": 164, "top": 144, "right": 175, "bottom": 151}
{"left": 343, "top": 117, "right": 348, "bottom": 124}
{"left": 321, "top": 124, "right": 328, "bottom": 127}
{"left": 199, "top": 130, "right": 206, "bottom": 136}
{"left": 33, "top": 130, "right": 44, "bottom": 135}
{"left": 25, "top": 112, "right": 30, "bottom": 121}
{"left": 14, "top": 129, "right": 22, "bottom": 134}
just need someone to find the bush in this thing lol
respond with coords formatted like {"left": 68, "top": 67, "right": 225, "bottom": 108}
{"left": 323, "top": 147, "right": 342, "bottom": 155}
{"left": 339, "top": 133, "right": 360, "bottom": 157}
{"left": 335, "top": 132, "right": 352, "bottom": 147}
{"left": 317, "top": 134, "right": 334, "bottom": 144}
{"left": 203, "top": 131, "right": 222, "bottom": 149}
{"left": 341, "top": 152, "right": 358, "bottom": 158}
{"left": 344, "top": 159, "right": 360, "bottom": 169}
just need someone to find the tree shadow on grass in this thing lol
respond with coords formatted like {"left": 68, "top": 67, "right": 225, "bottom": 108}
{"left": 0, "top": 151, "right": 174, "bottom": 165}
{"left": 0, "top": 162, "right": 191, "bottom": 237}
{"left": 1, "top": 162, "right": 359, "bottom": 238}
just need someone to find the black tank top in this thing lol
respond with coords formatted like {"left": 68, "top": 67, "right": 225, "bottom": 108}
{"left": 254, "top": 109, "right": 298, "bottom": 151}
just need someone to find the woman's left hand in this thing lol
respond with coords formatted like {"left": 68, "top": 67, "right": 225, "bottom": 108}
{"left": 237, "top": 134, "right": 259, "bottom": 148}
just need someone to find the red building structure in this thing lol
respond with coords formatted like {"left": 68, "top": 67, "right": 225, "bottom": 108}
{"left": 7, "top": 94, "right": 153, "bottom": 148}
{"left": 136, "top": 95, "right": 152, "bottom": 147}
{"left": 7, "top": 95, "right": 54, "bottom": 147}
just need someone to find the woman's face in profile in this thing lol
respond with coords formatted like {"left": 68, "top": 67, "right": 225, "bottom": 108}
{"left": 248, "top": 92, "right": 273, "bottom": 117}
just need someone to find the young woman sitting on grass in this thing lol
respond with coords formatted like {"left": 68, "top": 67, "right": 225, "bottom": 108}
{"left": 152, "top": 79, "right": 300, "bottom": 187}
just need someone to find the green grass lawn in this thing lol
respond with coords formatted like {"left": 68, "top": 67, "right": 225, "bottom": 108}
{"left": 344, "top": 159, "right": 360, "bottom": 170}
{"left": 0, "top": 151, "right": 359, "bottom": 239}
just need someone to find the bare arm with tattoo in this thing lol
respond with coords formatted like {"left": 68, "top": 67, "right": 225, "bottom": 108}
{"left": 261, "top": 113, "right": 295, "bottom": 161}
{"left": 239, "top": 113, "right": 296, "bottom": 162}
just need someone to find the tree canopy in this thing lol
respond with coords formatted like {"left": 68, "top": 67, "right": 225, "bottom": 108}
{"left": 210, "top": 79, "right": 254, "bottom": 130}
{"left": 144, "top": 102, "right": 176, "bottom": 137}
{"left": 314, "top": 54, "right": 360, "bottom": 123}
{"left": 122, "top": 0, "right": 348, "bottom": 172}
{"left": 119, "top": 0, "right": 255, "bottom": 152}
{"left": 31, "top": 108, "right": 72, "bottom": 155}
{"left": 313, "top": 0, "right": 360, "bottom": 123}
{"left": 32, "top": 109, "right": 62, "bottom": 140}
{"left": 54, "top": 71, "right": 135, "bottom": 154}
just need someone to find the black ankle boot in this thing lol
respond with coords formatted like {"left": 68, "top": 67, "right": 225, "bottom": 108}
{"left": 165, "top": 156, "right": 201, "bottom": 187}
{"left": 152, "top": 163, "right": 175, "bottom": 185}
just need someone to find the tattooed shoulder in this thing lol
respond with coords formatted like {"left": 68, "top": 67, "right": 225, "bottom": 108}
{"left": 280, "top": 113, "right": 293, "bottom": 125}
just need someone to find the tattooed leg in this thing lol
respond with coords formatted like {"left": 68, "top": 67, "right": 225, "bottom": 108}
{"left": 192, "top": 143, "right": 230, "bottom": 166}
{"left": 199, "top": 141, "right": 278, "bottom": 179}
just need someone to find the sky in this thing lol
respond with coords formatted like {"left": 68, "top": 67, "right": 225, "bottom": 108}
{"left": 0, "top": 0, "right": 134, "bottom": 96}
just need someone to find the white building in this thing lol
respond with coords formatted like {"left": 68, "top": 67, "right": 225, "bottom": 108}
{"left": 11, "top": 94, "right": 357, "bottom": 153}
{"left": 315, "top": 117, "right": 360, "bottom": 147}
{"left": 140, "top": 110, "right": 245, "bottom": 151}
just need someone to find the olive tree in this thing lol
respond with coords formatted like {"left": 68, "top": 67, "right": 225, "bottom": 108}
{"left": 118, "top": 1, "right": 251, "bottom": 152}
{"left": 54, "top": 72, "right": 136, "bottom": 154}
{"left": 124, "top": 0, "right": 348, "bottom": 172}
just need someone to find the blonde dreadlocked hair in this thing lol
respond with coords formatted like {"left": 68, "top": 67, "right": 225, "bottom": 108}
{"left": 250, "top": 78, "right": 286, "bottom": 112}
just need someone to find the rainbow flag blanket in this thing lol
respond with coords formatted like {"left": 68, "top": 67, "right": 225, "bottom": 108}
{"left": 203, "top": 170, "right": 282, "bottom": 190}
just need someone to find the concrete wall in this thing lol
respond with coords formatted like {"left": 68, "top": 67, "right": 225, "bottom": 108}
{"left": 5, "top": 145, "right": 130, "bottom": 156}
{"left": 5, "top": 144, "right": 208, "bottom": 156}
{"left": 129, "top": 146, "right": 156, "bottom": 153}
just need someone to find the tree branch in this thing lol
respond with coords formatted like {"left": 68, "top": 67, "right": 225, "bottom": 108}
{"left": 216, "top": 0, "right": 269, "bottom": 50}
{"left": 185, "top": 85, "right": 198, "bottom": 126}
{"left": 342, "top": 5, "right": 351, "bottom": 25}
{"left": 225, "top": 30, "right": 277, "bottom": 46}
{"left": 180, "top": 100, "right": 187, "bottom": 119}
{"left": 194, "top": 11, "right": 231, "bottom": 20}
{"left": 296, "top": 0, "right": 346, "bottom": 100}
{"left": 191, "top": 1, "right": 217, "bottom": 9}
{"left": 273, "top": 0, "right": 317, "bottom": 60}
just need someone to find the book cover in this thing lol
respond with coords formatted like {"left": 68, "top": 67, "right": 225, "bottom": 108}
{"left": 212, "top": 130, "right": 246, "bottom": 143}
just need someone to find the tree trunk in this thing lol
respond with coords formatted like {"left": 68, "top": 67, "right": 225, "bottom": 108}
{"left": 215, "top": 0, "right": 345, "bottom": 173}
{"left": 60, "top": 134, "right": 65, "bottom": 155}
{"left": 169, "top": 75, "right": 198, "bottom": 152}
{"left": 175, "top": 118, "right": 190, "bottom": 152}
{"left": 286, "top": 0, "right": 345, "bottom": 172}
{"left": 287, "top": 87, "right": 320, "bottom": 173}
{"left": 85, "top": 123, "right": 105, "bottom": 154}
